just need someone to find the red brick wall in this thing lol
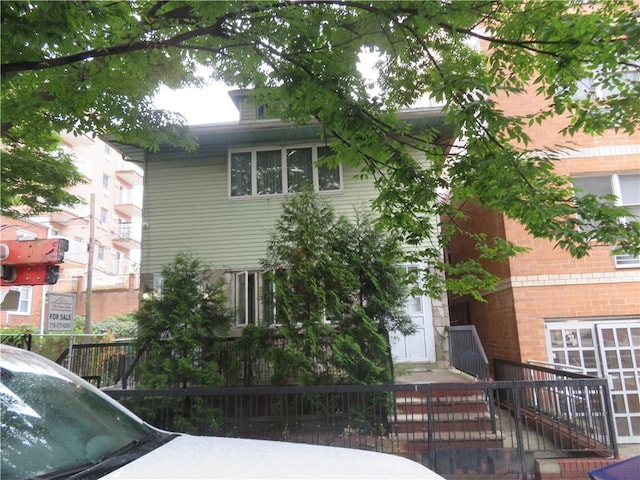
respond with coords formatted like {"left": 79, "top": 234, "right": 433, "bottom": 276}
{"left": 73, "top": 288, "right": 139, "bottom": 322}
{"left": 513, "top": 282, "right": 639, "bottom": 364}
{"left": 536, "top": 457, "right": 622, "bottom": 480}
{"left": 468, "top": 288, "right": 519, "bottom": 370}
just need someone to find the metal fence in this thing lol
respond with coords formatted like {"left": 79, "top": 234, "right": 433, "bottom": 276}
{"left": 448, "top": 325, "right": 490, "bottom": 380}
{"left": 67, "top": 336, "right": 348, "bottom": 389}
{"left": 0, "top": 333, "right": 32, "bottom": 350}
{"left": 105, "top": 379, "right": 617, "bottom": 479}
{"left": 57, "top": 341, "right": 138, "bottom": 388}
{"left": 494, "top": 358, "right": 618, "bottom": 457}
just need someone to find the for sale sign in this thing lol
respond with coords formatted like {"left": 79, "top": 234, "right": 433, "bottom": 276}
{"left": 47, "top": 293, "right": 76, "bottom": 332}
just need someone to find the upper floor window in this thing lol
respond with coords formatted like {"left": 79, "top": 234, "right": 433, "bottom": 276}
{"left": 102, "top": 174, "right": 110, "bottom": 194}
{"left": 99, "top": 207, "right": 108, "bottom": 225}
{"left": 97, "top": 245, "right": 106, "bottom": 268}
{"left": 574, "top": 69, "right": 639, "bottom": 100}
{"left": 229, "top": 145, "right": 341, "bottom": 197}
{"left": 573, "top": 173, "right": 640, "bottom": 267}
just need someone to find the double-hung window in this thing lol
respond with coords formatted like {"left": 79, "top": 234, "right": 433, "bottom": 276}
{"left": 229, "top": 146, "right": 341, "bottom": 197}
{"left": 573, "top": 173, "right": 640, "bottom": 267}
{"left": 232, "top": 271, "right": 277, "bottom": 326}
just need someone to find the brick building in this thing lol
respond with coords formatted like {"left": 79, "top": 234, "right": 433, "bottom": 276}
{"left": 1, "top": 132, "right": 142, "bottom": 330}
{"left": 447, "top": 79, "right": 640, "bottom": 444}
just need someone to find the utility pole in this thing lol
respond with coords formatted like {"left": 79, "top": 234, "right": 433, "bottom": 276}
{"left": 84, "top": 193, "right": 95, "bottom": 335}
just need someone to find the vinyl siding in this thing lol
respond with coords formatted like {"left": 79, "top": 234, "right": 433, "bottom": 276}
{"left": 141, "top": 151, "right": 381, "bottom": 275}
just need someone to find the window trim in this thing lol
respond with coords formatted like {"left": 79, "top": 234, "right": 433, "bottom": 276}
{"left": 231, "top": 271, "right": 277, "bottom": 327}
{"left": 8, "top": 286, "right": 32, "bottom": 315}
{"left": 228, "top": 144, "right": 343, "bottom": 198}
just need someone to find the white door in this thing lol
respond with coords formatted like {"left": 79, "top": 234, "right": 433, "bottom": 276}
{"left": 546, "top": 320, "right": 640, "bottom": 443}
{"left": 390, "top": 266, "right": 435, "bottom": 363}
{"left": 596, "top": 323, "right": 640, "bottom": 443}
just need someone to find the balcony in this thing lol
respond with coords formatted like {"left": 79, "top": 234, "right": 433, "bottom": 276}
{"left": 61, "top": 238, "right": 88, "bottom": 267}
{"left": 115, "top": 159, "right": 143, "bottom": 187}
{"left": 49, "top": 203, "right": 90, "bottom": 226}
{"left": 112, "top": 222, "right": 140, "bottom": 249}
{"left": 114, "top": 189, "right": 142, "bottom": 218}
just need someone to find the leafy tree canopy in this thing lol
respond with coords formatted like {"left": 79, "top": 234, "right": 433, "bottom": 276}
{"left": 135, "top": 252, "right": 233, "bottom": 388}
{"left": 262, "top": 188, "right": 410, "bottom": 384}
{"left": 2, "top": 1, "right": 639, "bottom": 296}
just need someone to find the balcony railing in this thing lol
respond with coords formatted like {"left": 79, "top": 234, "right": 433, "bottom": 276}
{"left": 114, "top": 190, "right": 141, "bottom": 218}
{"left": 63, "top": 238, "right": 88, "bottom": 265}
{"left": 115, "top": 159, "right": 143, "bottom": 187}
{"left": 113, "top": 222, "right": 141, "bottom": 245}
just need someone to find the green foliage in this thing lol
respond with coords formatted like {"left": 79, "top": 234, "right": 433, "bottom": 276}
{"left": 3, "top": 1, "right": 639, "bottom": 295}
{"left": 262, "top": 189, "right": 408, "bottom": 385}
{"left": 227, "top": 324, "right": 276, "bottom": 387}
{"left": 134, "top": 252, "right": 233, "bottom": 388}
{"left": 89, "top": 314, "right": 138, "bottom": 339}
{"left": 120, "top": 396, "right": 222, "bottom": 436}
{"left": 1, "top": 135, "right": 85, "bottom": 218}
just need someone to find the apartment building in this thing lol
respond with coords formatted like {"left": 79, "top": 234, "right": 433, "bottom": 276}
{"left": 1, "top": 132, "right": 143, "bottom": 328}
{"left": 447, "top": 77, "right": 640, "bottom": 443}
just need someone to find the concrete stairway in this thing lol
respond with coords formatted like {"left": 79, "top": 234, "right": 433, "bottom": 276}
{"left": 391, "top": 385, "right": 504, "bottom": 455}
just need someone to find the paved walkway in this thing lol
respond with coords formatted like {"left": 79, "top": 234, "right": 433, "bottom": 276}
{"left": 394, "top": 368, "right": 476, "bottom": 384}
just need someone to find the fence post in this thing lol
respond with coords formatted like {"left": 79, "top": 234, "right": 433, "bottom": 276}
{"left": 511, "top": 381, "right": 528, "bottom": 480}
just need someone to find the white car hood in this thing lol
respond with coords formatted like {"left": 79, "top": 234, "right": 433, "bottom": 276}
{"left": 101, "top": 434, "right": 442, "bottom": 479}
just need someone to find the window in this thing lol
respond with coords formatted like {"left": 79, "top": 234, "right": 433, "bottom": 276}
{"left": 15, "top": 229, "right": 37, "bottom": 241}
{"left": 97, "top": 245, "right": 106, "bottom": 268}
{"left": 573, "top": 173, "right": 640, "bottom": 267}
{"left": 229, "top": 145, "right": 341, "bottom": 197}
{"left": 100, "top": 208, "right": 108, "bottom": 225}
{"left": 257, "top": 150, "right": 282, "bottom": 195}
{"left": 114, "top": 251, "right": 124, "bottom": 275}
{"left": 317, "top": 146, "right": 341, "bottom": 191}
{"left": 232, "top": 271, "right": 276, "bottom": 326}
{"left": 102, "top": 174, "right": 110, "bottom": 194}
{"left": 9, "top": 287, "right": 32, "bottom": 315}
{"left": 574, "top": 69, "right": 639, "bottom": 100}
{"left": 230, "top": 152, "right": 252, "bottom": 196}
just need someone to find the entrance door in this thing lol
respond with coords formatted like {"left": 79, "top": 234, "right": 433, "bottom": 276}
{"left": 596, "top": 323, "right": 640, "bottom": 443}
{"left": 390, "top": 266, "right": 435, "bottom": 363}
{"left": 546, "top": 320, "right": 640, "bottom": 443}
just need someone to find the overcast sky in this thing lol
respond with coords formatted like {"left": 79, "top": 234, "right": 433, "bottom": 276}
{"left": 154, "top": 81, "right": 240, "bottom": 125}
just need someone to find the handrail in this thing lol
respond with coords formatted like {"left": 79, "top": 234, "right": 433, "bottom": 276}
{"left": 527, "top": 359, "right": 587, "bottom": 375}
{"left": 448, "top": 325, "right": 490, "bottom": 380}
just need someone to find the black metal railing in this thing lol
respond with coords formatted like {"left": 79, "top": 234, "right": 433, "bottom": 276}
{"left": 448, "top": 325, "right": 490, "bottom": 380}
{"left": 494, "top": 358, "right": 618, "bottom": 458}
{"left": 56, "top": 342, "right": 138, "bottom": 388}
{"left": 0, "top": 333, "right": 32, "bottom": 351}
{"left": 105, "top": 379, "right": 617, "bottom": 479}
{"left": 68, "top": 336, "right": 347, "bottom": 390}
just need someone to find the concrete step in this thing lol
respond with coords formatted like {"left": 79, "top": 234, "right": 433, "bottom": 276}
{"left": 394, "top": 431, "right": 505, "bottom": 450}
{"left": 392, "top": 415, "right": 495, "bottom": 434}
{"left": 394, "top": 395, "right": 490, "bottom": 415}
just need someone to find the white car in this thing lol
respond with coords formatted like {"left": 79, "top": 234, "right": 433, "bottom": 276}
{"left": 0, "top": 345, "right": 443, "bottom": 479}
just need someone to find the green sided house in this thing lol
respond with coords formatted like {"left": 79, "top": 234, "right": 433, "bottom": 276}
{"left": 106, "top": 90, "right": 455, "bottom": 369}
